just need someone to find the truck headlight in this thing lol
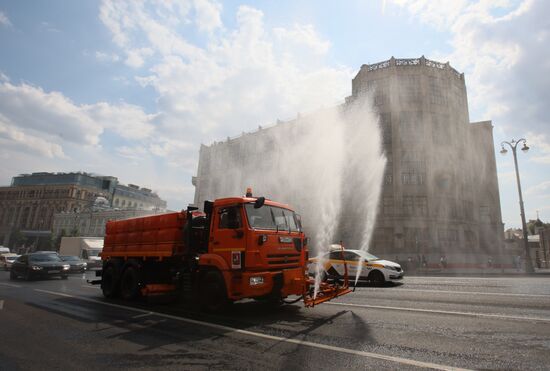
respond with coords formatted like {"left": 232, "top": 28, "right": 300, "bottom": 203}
{"left": 31, "top": 265, "right": 43, "bottom": 271}
{"left": 62, "top": 265, "right": 70, "bottom": 270}
{"left": 249, "top": 276, "right": 264, "bottom": 286}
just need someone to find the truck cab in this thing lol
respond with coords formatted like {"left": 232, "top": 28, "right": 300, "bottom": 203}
{"left": 198, "top": 196, "right": 308, "bottom": 303}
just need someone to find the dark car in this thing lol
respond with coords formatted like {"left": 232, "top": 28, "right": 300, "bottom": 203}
{"left": 10, "top": 253, "right": 70, "bottom": 280}
{"left": 60, "top": 255, "right": 87, "bottom": 273}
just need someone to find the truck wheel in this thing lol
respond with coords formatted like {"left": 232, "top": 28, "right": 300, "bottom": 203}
{"left": 200, "top": 271, "right": 229, "bottom": 313}
{"left": 101, "top": 265, "right": 120, "bottom": 298}
{"left": 120, "top": 266, "right": 141, "bottom": 301}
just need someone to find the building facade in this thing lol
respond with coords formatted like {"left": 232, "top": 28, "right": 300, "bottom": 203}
{"left": 52, "top": 207, "right": 162, "bottom": 238}
{"left": 0, "top": 172, "right": 166, "bottom": 247}
{"left": 193, "top": 57, "right": 504, "bottom": 264}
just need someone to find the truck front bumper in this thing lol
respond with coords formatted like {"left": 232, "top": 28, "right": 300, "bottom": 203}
{"left": 230, "top": 268, "right": 306, "bottom": 300}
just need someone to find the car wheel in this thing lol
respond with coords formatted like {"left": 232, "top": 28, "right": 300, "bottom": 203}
{"left": 24, "top": 270, "right": 33, "bottom": 281}
{"left": 9, "top": 270, "right": 17, "bottom": 280}
{"left": 101, "top": 265, "right": 120, "bottom": 299}
{"left": 200, "top": 271, "right": 229, "bottom": 313}
{"left": 368, "top": 270, "right": 385, "bottom": 286}
{"left": 120, "top": 266, "right": 141, "bottom": 301}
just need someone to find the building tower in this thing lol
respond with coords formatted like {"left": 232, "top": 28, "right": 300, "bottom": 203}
{"left": 347, "top": 56, "right": 503, "bottom": 262}
{"left": 193, "top": 57, "right": 504, "bottom": 265}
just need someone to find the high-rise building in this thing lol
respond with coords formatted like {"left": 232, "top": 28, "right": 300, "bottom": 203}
{"left": 192, "top": 57, "right": 504, "bottom": 264}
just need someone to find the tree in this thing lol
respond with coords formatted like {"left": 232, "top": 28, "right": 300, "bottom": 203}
{"left": 54, "top": 229, "right": 67, "bottom": 251}
{"left": 69, "top": 227, "right": 79, "bottom": 237}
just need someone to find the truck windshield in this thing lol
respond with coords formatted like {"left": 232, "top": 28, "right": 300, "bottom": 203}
{"left": 244, "top": 204, "right": 300, "bottom": 232}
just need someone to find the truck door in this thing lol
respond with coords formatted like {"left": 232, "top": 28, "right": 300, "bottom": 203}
{"left": 211, "top": 205, "right": 246, "bottom": 269}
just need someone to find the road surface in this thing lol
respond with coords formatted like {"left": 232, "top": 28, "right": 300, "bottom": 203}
{"left": 1, "top": 271, "right": 550, "bottom": 370}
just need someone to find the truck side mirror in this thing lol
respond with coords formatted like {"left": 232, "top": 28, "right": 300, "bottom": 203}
{"left": 204, "top": 200, "right": 214, "bottom": 215}
{"left": 254, "top": 197, "right": 265, "bottom": 209}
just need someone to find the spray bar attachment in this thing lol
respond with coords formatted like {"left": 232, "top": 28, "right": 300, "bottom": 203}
{"left": 302, "top": 243, "right": 352, "bottom": 307}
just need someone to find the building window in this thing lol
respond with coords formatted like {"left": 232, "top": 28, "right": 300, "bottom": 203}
{"left": 438, "top": 228, "right": 458, "bottom": 242}
{"left": 384, "top": 173, "right": 393, "bottom": 185}
{"left": 480, "top": 206, "right": 490, "bottom": 223}
{"left": 380, "top": 113, "right": 392, "bottom": 144}
{"left": 415, "top": 197, "right": 428, "bottom": 216}
{"left": 402, "top": 172, "right": 424, "bottom": 185}
{"left": 402, "top": 196, "right": 414, "bottom": 215}
{"left": 382, "top": 197, "right": 394, "bottom": 216}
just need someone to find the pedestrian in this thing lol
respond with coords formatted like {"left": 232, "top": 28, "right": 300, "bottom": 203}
{"left": 440, "top": 255, "right": 447, "bottom": 269}
{"left": 421, "top": 254, "right": 427, "bottom": 268}
{"left": 515, "top": 255, "right": 522, "bottom": 272}
{"left": 487, "top": 256, "right": 493, "bottom": 269}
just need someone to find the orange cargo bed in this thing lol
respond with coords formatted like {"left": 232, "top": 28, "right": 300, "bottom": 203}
{"left": 102, "top": 211, "right": 188, "bottom": 259}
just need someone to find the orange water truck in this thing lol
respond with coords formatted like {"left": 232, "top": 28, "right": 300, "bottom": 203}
{"left": 93, "top": 189, "right": 351, "bottom": 311}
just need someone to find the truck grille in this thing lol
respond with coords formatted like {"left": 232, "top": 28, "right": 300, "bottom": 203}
{"left": 266, "top": 253, "right": 301, "bottom": 269}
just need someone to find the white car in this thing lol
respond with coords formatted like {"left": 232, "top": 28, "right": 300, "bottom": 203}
{"left": 0, "top": 253, "right": 20, "bottom": 270}
{"left": 309, "top": 248, "right": 404, "bottom": 285}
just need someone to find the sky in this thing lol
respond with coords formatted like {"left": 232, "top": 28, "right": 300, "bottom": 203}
{"left": 0, "top": 0, "right": 549, "bottom": 229}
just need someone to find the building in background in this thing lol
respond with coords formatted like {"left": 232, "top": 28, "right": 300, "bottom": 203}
{"left": 0, "top": 172, "right": 166, "bottom": 249}
{"left": 192, "top": 57, "right": 504, "bottom": 266}
{"left": 51, "top": 197, "right": 162, "bottom": 238}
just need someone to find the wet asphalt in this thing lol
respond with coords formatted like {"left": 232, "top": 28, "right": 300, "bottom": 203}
{"left": 1, "top": 271, "right": 550, "bottom": 370}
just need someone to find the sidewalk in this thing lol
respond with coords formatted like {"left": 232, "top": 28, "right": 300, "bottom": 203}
{"left": 406, "top": 267, "right": 550, "bottom": 277}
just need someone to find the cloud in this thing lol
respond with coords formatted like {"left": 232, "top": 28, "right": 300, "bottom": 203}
{"left": 389, "top": 0, "right": 550, "bottom": 136}
{"left": 526, "top": 180, "right": 550, "bottom": 196}
{"left": 0, "top": 79, "right": 156, "bottom": 158}
{"left": 95, "top": 51, "right": 120, "bottom": 63}
{"left": 526, "top": 131, "right": 550, "bottom": 164}
{"left": 0, "top": 11, "right": 12, "bottom": 27}
{"left": 193, "top": 0, "right": 222, "bottom": 33}
{"left": 100, "top": 1, "right": 351, "bottom": 142}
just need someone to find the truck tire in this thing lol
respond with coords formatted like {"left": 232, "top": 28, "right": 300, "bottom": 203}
{"left": 200, "top": 271, "right": 229, "bottom": 313}
{"left": 120, "top": 266, "right": 141, "bottom": 301}
{"left": 101, "top": 265, "right": 120, "bottom": 298}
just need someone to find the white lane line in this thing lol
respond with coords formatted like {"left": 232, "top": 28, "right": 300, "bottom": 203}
{"left": 0, "top": 300, "right": 4, "bottom": 310}
{"left": 132, "top": 312, "right": 153, "bottom": 319}
{"left": 364, "top": 288, "right": 550, "bottom": 299}
{"left": 0, "top": 282, "right": 22, "bottom": 288}
{"left": 81, "top": 285, "right": 100, "bottom": 289}
{"left": 33, "top": 288, "right": 470, "bottom": 371}
{"left": 327, "top": 302, "right": 550, "bottom": 323}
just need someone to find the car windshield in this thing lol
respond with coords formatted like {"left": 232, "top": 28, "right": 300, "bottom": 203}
{"left": 244, "top": 204, "right": 300, "bottom": 232}
{"left": 61, "top": 256, "right": 79, "bottom": 261}
{"left": 30, "top": 254, "right": 62, "bottom": 262}
{"left": 6, "top": 256, "right": 17, "bottom": 262}
{"left": 354, "top": 250, "right": 380, "bottom": 261}
{"left": 87, "top": 250, "right": 100, "bottom": 257}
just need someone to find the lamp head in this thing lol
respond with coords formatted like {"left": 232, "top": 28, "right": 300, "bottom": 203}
{"left": 521, "top": 143, "right": 529, "bottom": 152}
{"left": 500, "top": 147, "right": 508, "bottom": 155}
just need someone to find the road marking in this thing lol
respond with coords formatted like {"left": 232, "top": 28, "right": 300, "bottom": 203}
{"left": 364, "top": 288, "right": 550, "bottom": 299}
{"left": 81, "top": 285, "right": 100, "bottom": 289}
{"left": 0, "top": 282, "right": 22, "bottom": 288}
{"left": 33, "top": 288, "right": 471, "bottom": 371}
{"left": 327, "top": 302, "right": 550, "bottom": 323}
{"left": 132, "top": 312, "right": 153, "bottom": 319}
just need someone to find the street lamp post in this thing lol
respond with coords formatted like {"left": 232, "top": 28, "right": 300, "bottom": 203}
{"left": 500, "top": 138, "right": 534, "bottom": 273}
